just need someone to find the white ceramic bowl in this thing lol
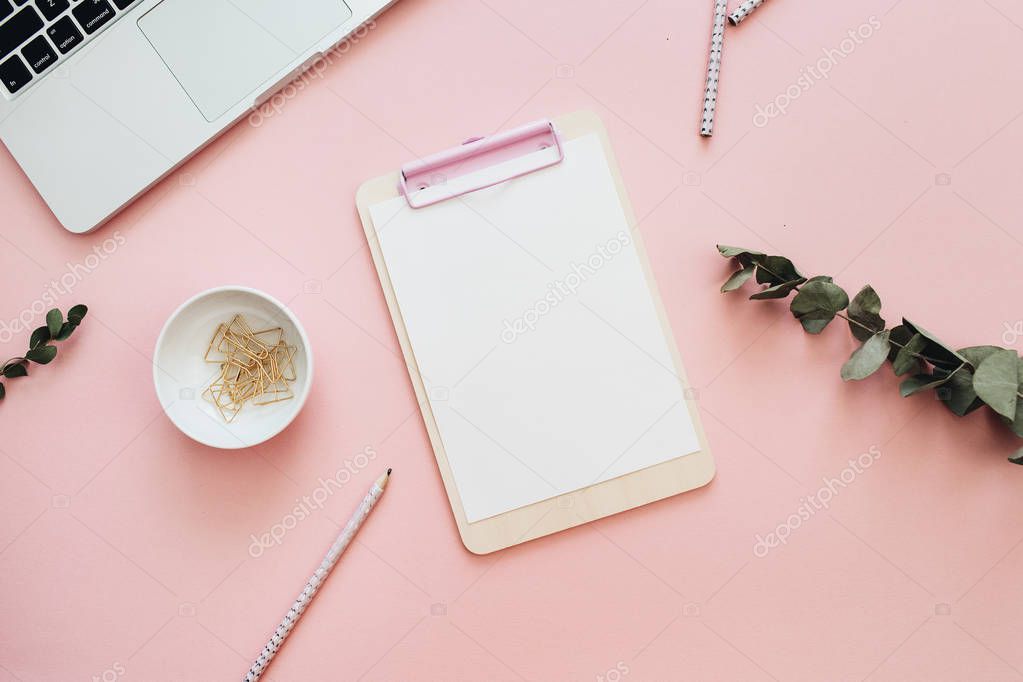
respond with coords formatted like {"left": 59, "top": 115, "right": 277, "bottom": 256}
{"left": 153, "top": 286, "right": 313, "bottom": 449}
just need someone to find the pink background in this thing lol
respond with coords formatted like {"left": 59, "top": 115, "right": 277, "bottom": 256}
{"left": 3, "top": 0, "right": 1023, "bottom": 679}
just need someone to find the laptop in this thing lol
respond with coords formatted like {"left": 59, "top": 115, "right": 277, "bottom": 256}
{"left": 0, "top": 0, "right": 396, "bottom": 233}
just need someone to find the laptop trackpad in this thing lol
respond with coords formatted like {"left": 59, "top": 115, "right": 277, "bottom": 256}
{"left": 139, "top": 0, "right": 352, "bottom": 122}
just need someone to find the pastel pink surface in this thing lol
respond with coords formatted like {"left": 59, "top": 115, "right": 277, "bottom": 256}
{"left": 2, "top": 0, "right": 1023, "bottom": 680}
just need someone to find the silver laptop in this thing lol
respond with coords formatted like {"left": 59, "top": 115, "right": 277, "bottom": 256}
{"left": 0, "top": 0, "right": 395, "bottom": 233}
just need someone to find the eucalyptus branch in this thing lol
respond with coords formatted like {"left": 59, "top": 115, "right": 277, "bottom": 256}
{"left": 752, "top": 260, "right": 948, "bottom": 366}
{"left": 0, "top": 305, "right": 88, "bottom": 402}
{"left": 716, "top": 246, "right": 1023, "bottom": 464}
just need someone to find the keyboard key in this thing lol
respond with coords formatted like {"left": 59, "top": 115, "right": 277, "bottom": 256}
{"left": 0, "top": 53, "right": 31, "bottom": 93}
{"left": 21, "top": 34, "right": 55, "bottom": 73}
{"left": 72, "top": 0, "right": 113, "bottom": 35}
{"left": 46, "top": 15, "right": 80, "bottom": 53}
{"left": 0, "top": 7, "right": 43, "bottom": 60}
{"left": 112, "top": 0, "right": 136, "bottom": 8}
{"left": 34, "top": 0, "right": 68, "bottom": 22}
{"left": 0, "top": 0, "right": 13, "bottom": 22}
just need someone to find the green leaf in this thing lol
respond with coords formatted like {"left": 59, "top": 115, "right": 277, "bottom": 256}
{"left": 721, "top": 266, "right": 755, "bottom": 293}
{"left": 900, "top": 371, "right": 954, "bottom": 397}
{"left": 25, "top": 345, "right": 57, "bottom": 365}
{"left": 0, "top": 382, "right": 4, "bottom": 400}
{"left": 67, "top": 304, "right": 88, "bottom": 324}
{"left": 902, "top": 319, "right": 966, "bottom": 370}
{"left": 1005, "top": 400, "right": 1023, "bottom": 437}
{"left": 972, "top": 349, "right": 1019, "bottom": 420}
{"left": 958, "top": 345, "right": 1002, "bottom": 371}
{"left": 54, "top": 322, "right": 77, "bottom": 341}
{"left": 798, "top": 318, "right": 833, "bottom": 335}
{"left": 790, "top": 280, "right": 849, "bottom": 334}
{"left": 46, "top": 309, "right": 63, "bottom": 338}
{"left": 717, "top": 245, "right": 766, "bottom": 268}
{"left": 841, "top": 331, "right": 891, "bottom": 381}
{"left": 717, "top": 245, "right": 764, "bottom": 259}
{"left": 1010, "top": 447, "right": 1023, "bottom": 465}
{"left": 847, "top": 285, "right": 886, "bottom": 342}
{"left": 749, "top": 279, "right": 805, "bottom": 300}
{"left": 939, "top": 366, "right": 984, "bottom": 417}
{"left": 720, "top": 244, "right": 761, "bottom": 257}
{"left": 755, "top": 256, "right": 803, "bottom": 285}
{"left": 1011, "top": 359, "right": 1023, "bottom": 436}
{"left": 886, "top": 324, "right": 912, "bottom": 364}
{"left": 29, "top": 326, "right": 51, "bottom": 349}
{"left": 893, "top": 334, "right": 927, "bottom": 376}
{"left": 3, "top": 361, "right": 28, "bottom": 378}
{"left": 806, "top": 275, "right": 833, "bottom": 284}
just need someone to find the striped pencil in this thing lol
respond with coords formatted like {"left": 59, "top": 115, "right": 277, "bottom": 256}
{"left": 243, "top": 469, "right": 392, "bottom": 682}
{"left": 729, "top": 0, "right": 769, "bottom": 26}
{"left": 700, "top": 0, "right": 729, "bottom": 137}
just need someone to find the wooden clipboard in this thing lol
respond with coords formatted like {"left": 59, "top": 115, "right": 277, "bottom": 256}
{"left": 356, "top": 110, "right": 714, "bottom": 554}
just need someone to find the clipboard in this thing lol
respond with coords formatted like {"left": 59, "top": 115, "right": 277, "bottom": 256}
{"left": 356, "top": 110, "right": 714, "bottom": 554}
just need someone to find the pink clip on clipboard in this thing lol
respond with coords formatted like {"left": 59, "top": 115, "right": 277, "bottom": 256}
{"left": 399, "top": 120, "right": 564, "bottom": 208}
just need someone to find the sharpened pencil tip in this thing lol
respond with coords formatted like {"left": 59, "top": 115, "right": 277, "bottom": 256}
{"left": 387, "top": 468, "right": 392, "bottom": 476}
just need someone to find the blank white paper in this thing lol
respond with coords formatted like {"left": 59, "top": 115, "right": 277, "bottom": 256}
{"left": 369, "top": 133, "right": 701, "bottom": 522}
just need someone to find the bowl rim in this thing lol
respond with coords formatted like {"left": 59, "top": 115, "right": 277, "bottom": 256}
{"left": 152, "top": 285, "right": 314, "bottom": 450}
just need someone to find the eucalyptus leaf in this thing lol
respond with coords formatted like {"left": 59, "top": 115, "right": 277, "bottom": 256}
{"left": 46, "top": 309, "right": 62, "bottom": 338}
{"left": 798, "top": 317, "right": 833, "bottom": 335}
{"left": 717, "top": 245, "right": 764, "bottom": 259}
{"left": 893, "top": 334, "right": 927, "bottom": 376}
{"left": 721, "top": 266, "right": 755, "bottom": 293}
{"left": 1007, "top": 401, "right": 1023, "bottom": 437}
{"left": 806, "top": 276, "right": 834, "bottom": 284}
{"left": 958, "top": 346, "right": 1002, "bottom": 371}
{"left": 1010, "top": 447, "right": 1023, "bottom": 465}
{"left": 972, "top": 349, "right": 1019, "bottom": 420}
{"left": 888, "top": 324, "right": 914, "bottom": 362}
{"left": 900, "top": 371, "right": 954, "bottom": 397}
{"left": 717, "top": 245, "right": 766, "bottom": 268}
{"left": 749, "top": 279, "right": 804, "bottom": 300}
{"left": 0, "top": 383, "right": 5, "bottom": 400}
{"left": 755, "top": 256, "right": 803, "bottom": 285}
{"left": 847, "top": 285, "right": 886, "bottom": 342}
{"left": 3, "top": 362, "right": 28, "bottom": 378}
{"left": 940, "top": 367, "right": 983, "bottom": 417}
{"left": 54, "top": 322, "right": 77, "bottom": 341}
{"left": 25, "top": 345, "right": 57, "bottom": 365}
{"left": 67, "top": 304, "right": 88, "bottom": 324}
{"left": 790, "top": 281, "right": 849, "bottom": 335}
{"left": 1010, "top": 346, "right": 1023, "bottom": 435}
{"left": 902, "top": 319, "right": 966, "bottom": 369}
{"left": 29, "top": 326, "right": 50, "bottom": 349}
{"left": 841, "top": 331, "right": 891, "bottom": 381}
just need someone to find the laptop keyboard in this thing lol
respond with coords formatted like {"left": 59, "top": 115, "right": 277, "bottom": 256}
{"left": 0, "top": 0, "right": 138, "bottom": 96}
